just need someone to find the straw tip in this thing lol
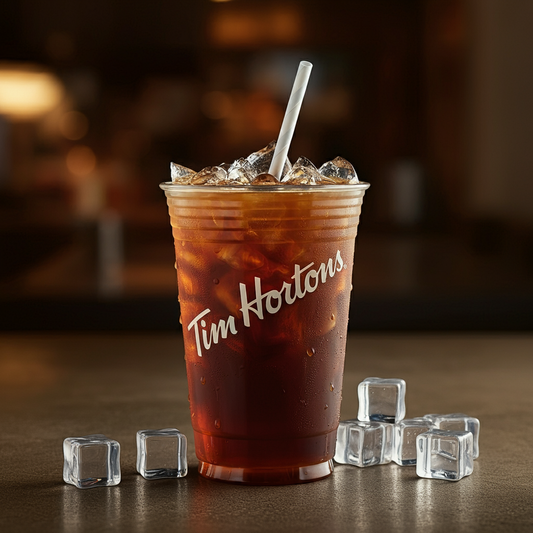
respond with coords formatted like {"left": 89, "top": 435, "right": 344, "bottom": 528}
{"left": 300, "top": 61, "right": 313, "bottom": 69}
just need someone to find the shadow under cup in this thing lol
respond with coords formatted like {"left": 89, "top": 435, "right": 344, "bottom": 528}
{"left": 161, "top": 182, "right": 369, "bottom": 484}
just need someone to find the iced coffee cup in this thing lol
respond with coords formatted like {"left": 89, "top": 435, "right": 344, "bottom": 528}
{"left": 161, "top": 146, "right": 369, "bottom": 484}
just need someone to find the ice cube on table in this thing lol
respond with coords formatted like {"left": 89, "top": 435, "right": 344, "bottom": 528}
{"left": 416, "top": 429, "right": 474, "bottom": 481}
{"left": 334, "top": 419, "right": 393, "bottom": 467}
{"left": 136, "top": 428, "right": 188, "bottom": 480}
{"left": 357, "top": 377, "right": 406, "bottom": 423}
{"left": 392, "top": 418, "right": 435, "bottom": 466}
{"left": 423, "top": 413, "right": 480, "bottom": 459}
{"left": 318, "top": 156, "right": 359, "bottom": 184}
{"left": 63, "top": 434, "right": 121, "bottom": 489}
{"left": 246, "top": 141, "right": 291, "bottom": 179}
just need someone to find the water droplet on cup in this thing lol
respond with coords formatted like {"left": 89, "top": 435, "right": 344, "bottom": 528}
{"left": 324, "top": 404, "right": 329, "bottom": 410}
{"left": 330, "top": 313, "right": 335, "bottom": 321}
{"left": 306, "top": 347, "right": 315, "bottom": 357}
{"left": 214, "top": 419, "right": 221, "bottom": 429}
{"left": 329, "top": 383, "right": 335, "bottom": 392}
{"left": 201, "top": 377, "right": 206, "bottom": 385}
{"left": 213, "top": 278, "right": 219, "bottom": 285}
{"left": 179, "top": 315, "right": 182, "bottom": 324}
{"left": 174, "top": 262, "right": 177, "bottom": 270}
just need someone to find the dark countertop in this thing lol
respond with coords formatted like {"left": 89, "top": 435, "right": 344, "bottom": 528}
{"left": 1, "top": 333, "right": 532, "bottom": 532}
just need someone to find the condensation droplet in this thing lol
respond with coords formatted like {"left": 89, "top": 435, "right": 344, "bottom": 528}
{"left": 213, "top": 278, "right": 219, "bottom": 285}
{"left": 191, "top": 412, "right": 195, "bottom": 418}
{"left": 214, "top": 419, "right": 221, "bottom": 429}
{"left": 200, "top": 376, "right": 206, "bottom": 385}
{"left": 179, "top": 315, "right": 182, "bottom": 324}
{"left": 330, "top": 383, "right": 335, "bottom": 392}
{"left": 306, "top": 347, "right": 315, "bottom": 357}
{"left": 324, "top": 404, "right": 329, "bottom": 410}
{"left": 174, "top": 262, "right": 177, "bottom": 270}
{"left": 330, "top": 313, "right": 335, "bottom": 321}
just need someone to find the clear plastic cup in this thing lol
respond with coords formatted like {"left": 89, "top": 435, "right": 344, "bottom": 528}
{"left": 161, "top": 182, "right": 369, "bottom": 484}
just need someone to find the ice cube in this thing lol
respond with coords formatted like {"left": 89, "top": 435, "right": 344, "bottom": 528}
{"left": 170, "top": 162, "right": 196, "bottom": 184}
{"left": 136, "top": 428, "right": 188, "bottom": 480}
{"left": 215, "top": 243, "right": 266, "bottom": 270}
{"left": 281, "top": 157, "right": 322, "bottom": 185}
{"left": 251, "top": 173, "right": 280, "bottom": 185}
{"left": 423, "top": 413, "right": 480, "bottom": 459}
{"left": 63, "top": 434, "right": 121, "bottom": 489}
{"left": 318, "top": 156, "right": 359, "bottom": 184}
{"left": 246, "top": 141, "right": 291, "bottom": 179}
{"left": 357, "top": 377, "right": 406, "bottom": 423}
{"left": 392, "top": 418, "right": 435, "bottom": 466}
{"left": 188, "top": 166, "right": 227, "bottom": 185}
{"left": 416, "top": 429, "right": 474, "bottom": 481}
{"left": 227, "top": 158, "right": 255, "bottom": 184}
{"left": 334, "top": 419, "right": 393, "bottom": 467}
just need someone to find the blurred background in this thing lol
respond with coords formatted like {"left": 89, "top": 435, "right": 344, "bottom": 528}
{"left": 1, "top": 0, "right": 532, "bottom": 331}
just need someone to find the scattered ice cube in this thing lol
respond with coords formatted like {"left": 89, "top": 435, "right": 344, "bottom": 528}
{"left": 63, "top": 434, "right": 121, "bottom": 489}
{"left": 136, "top": 428, "right": 188, "bottom": 480}
{"left": 423, "top": 413, "right": 480, "bottom": 459}
{"left": 392, "top": 418, "right": 435, "bottom": 466}
{"left": 246, "top": 141, "right": 291, "bottom": 179}
{"left": 416, "top": 429, "right": 474, "bottom": 481}
{"left": 170, "top": 162, "right": 196, "bottom": 184}
{"left": 227, "top": 158, "right": 255, "bottom": 184}
{"left": 334, "top": 419, "right": 393, "bottom": 467}
{"left": 318, "top": 156, "right": 359, "bottom": 184}
{"left": 358, "top": 377, "right": 406, "bottom": 423}
{"left": 281, "top": 157, "right": 322, "bottom": 185}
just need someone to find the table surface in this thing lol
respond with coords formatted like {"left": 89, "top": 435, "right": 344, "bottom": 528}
{"left": 1, "top": 333, "right": 532, "bottom": 533}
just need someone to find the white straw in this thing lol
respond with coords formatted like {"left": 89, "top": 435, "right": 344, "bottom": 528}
{"left": 268, "top": 61, "right": 313, "bottom": 180}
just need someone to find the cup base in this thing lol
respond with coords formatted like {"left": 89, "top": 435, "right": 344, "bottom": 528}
{"left": 197, "top": 459, "right": 333, "bottom": 485}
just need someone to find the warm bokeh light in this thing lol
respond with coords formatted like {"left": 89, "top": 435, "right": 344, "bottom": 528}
{"left": 66, "top": 145, "right": 97, "bottom": 176}
{"left": 59, "top": 110, "right": 89, "bottom": 140}
{"left": 208, "top": 6, "right": 303, "bottom": 47}
{"left": 0, "top": 64, "right": 64, "bottom": 120}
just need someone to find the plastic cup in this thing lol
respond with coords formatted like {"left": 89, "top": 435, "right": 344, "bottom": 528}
{"left": 160, "top": 182, "right": 369, "bottom": 484}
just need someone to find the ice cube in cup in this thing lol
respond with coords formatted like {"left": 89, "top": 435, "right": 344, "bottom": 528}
{"left": 246, "top": 141, "right": 291, "bottom": 179}
{"left": 170, "top": 162, "right": 196, "bottom": 184}
{"left": 227, "top": 158, "right": 255, "bottom": 184}
{"left": 63, "top": 434, "right": 121, "bottom": 489}
{"left": 416, "top": 429, "right": 474, "bottom": 481}
{"left": 357, "top": 377, "right": 406, "bottom": 423}
{"left": 318, "top": 156, "right": 359, "bottom": 184}
{"left": 191, "top": 166, "right": 227, "bottom": 185}
{"left": 281, "top": 157, "right": 322, "bottom": 185}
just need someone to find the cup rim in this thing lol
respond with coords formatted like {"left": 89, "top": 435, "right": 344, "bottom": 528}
{"left": 159, "top": 181, "right": 370, "bottom": 193}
